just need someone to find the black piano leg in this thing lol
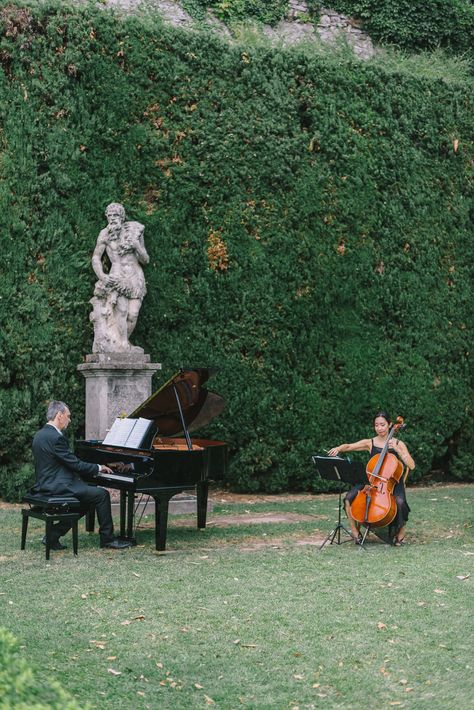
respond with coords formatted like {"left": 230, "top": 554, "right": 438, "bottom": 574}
{"left": 153, "top": 495, "right": 170, "bottom": 551}
{"left": 119, "top": 491, "right": 127, "bottom": 538}
{"left": 196, "top": 481, "right": 209, "bottom": 529}
{"left": 127, "top": 491, "right": 134, "bottom": 539}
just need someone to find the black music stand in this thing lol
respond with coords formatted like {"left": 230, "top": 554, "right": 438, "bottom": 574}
{"left": 312, "top": 455, "right": 366, "bottom": 550}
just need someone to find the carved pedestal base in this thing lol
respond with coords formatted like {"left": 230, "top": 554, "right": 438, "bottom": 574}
{"left": 77, "top": 354, "right": 161, "bottom": 441}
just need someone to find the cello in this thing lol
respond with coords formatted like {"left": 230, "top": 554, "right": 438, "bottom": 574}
{"left": 350, "top": 416, "right": 406, "bottom": 529}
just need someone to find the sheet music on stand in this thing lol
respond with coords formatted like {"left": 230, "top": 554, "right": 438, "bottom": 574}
{"left": 312, "top": 455, "right": 366, "bottom": 485}
{"left": 312, "top": 455, "right": 344, "bottom": 481}
{"left": 312, "top": 454, "right": 366, "bottom": 550}
{"left": 103, "top": 417, "right": 155, "bottom": 449}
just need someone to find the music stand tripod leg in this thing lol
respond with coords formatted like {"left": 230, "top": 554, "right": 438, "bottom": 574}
{"left": 319, "top": 486, "right": 352, "bottom": 550}
{"left": 337, "top": 486, "right": 353, "bottom": 543}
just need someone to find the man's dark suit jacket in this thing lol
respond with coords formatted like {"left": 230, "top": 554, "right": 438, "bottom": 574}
{"left": 32, "top": 423, "right": 98, "bottom": 495}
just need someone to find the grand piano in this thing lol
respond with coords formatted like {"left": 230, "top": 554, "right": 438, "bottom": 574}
{"left": 75, "top": 368, "right": 228, "bottom": 550}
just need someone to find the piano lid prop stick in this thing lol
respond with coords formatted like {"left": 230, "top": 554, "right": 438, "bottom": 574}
{"left": 172, "top": 384, "right": 193, "bottom": 451}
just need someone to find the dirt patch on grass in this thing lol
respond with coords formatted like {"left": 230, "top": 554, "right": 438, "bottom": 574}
{"left": 238, "top": 534, "right": 326, "bottom": 551}
{"left": 209, "top": 490, "right": 324, "bottom": 505}
{"left": 173, "top": 510, "right": 330, "bottom": 549}
{"left": 206, "top": 512, "right": 319, "bottom": 526}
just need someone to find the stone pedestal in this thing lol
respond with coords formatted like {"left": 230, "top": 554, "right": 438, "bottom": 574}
{"left": 77, "top": 353, "right": 161, "bottom": 440}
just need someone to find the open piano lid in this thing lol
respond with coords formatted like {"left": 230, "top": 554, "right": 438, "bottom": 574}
{"left": 129, "top": 368, "right": 225, "bottom": 437}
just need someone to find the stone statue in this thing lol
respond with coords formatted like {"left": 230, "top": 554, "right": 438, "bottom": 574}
{"left": 90, "top": 203, "right": 149, "bottom": 354}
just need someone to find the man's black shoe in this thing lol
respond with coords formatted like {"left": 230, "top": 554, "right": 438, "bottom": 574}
{"left": 41, "top": 536, "right": 67, "bottom": 551}
{"left": 100, "top": 538, "right": 132, "bottom": 550}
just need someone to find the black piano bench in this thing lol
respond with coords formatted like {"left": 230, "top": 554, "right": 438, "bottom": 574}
{"left": 21, "top": 494, "right": 82, "bottom": 560}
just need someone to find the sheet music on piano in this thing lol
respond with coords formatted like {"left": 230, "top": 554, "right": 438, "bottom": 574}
{"left": 102, "top": 417, "right": 155, "bottom": 449}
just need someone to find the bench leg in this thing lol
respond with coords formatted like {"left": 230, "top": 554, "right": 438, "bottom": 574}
{"left": 72, "top": 519, "right": 79, "bottom": 556}
{"left": 44, "top": 519, "right": 53, "bottom": 561}
{"left": 21, "top": 511, "right": 28, "bottom": 550}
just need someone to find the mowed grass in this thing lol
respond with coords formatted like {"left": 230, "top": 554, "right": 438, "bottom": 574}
{"left": 0, "top": 485, "right": 472, "bottom": 710}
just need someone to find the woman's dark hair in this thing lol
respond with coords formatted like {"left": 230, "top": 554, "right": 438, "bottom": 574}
{"left": 373, "top": 410, "right": 391, "bottom": 425}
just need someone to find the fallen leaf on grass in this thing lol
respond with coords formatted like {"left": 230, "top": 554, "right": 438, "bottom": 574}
{"left": 434, "top": 589, "right": 446, "bottom": 595}
{"left": 107, "top": 668, "right": 121, "bottom": 676}
{"left": 293, "top": 674, "right": 304, "bottom": 680}
{"left": 456, "top": 574, "right": 470, "bottom": 581}
{"left": 121, "top": 615, "right": 145, "bottom": 625}
{"left": 204, "top": 695, "right": 215, "bottom": 705}
{"left": 107, "top": 656, "right": 117, "bottom": 661}
{"left": 377, "top": 622, "right": 387, "bottom": 630}
{"left": 195, "top": 683, "right": 204, "bottom": 689}
{"left": 240, "top": 643, "right": 257, "bottom": 648}
{"left": 132, "top": 572, "right": 140, "bottom": 578}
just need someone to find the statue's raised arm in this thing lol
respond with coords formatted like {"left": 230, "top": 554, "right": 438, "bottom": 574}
{"left": 89, "top": 203, "right": 148, "bottom": 354}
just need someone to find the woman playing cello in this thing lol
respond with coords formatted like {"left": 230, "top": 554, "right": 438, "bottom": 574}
{"left": 328, "top": 411, "right": 415, "bottom": 546}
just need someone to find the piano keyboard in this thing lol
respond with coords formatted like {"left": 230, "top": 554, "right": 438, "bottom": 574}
{"left": 99, "top": 472, "right": 135, "bottom": 484}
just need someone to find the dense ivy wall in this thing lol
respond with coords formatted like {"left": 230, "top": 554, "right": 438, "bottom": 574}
{"left": 182, "top": 0, "right": 290, "bottom": 25}
{"left": 321, "top": 0, "right": 474, "bottom": 54}
{"left": 0, "top": 1, "right": 473, "bottom": 497}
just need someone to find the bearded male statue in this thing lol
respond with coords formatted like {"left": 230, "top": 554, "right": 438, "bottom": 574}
{"left": 90, "top": 203, "right": 149, "bottom": 354}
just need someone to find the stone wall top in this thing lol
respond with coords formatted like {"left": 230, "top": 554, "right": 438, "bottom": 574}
{"left": 83, "top": 0, "right": 377, "bottom": 59}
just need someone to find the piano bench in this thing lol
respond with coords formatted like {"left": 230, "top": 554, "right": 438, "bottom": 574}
{"left": 21, "top": 494, "right": 83, "bottom": 560}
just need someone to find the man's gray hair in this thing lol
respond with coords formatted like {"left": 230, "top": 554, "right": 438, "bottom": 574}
{"left": 46, "top": 401, "right": 68, "bottom": 421}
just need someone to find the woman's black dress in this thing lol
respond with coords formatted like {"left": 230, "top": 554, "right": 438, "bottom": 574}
{"left": 344, "top": 440, "right": 410, "bottom": 532}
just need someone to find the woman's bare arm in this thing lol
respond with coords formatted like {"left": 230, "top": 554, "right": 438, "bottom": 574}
{"left": 327, "top": 439, "right": 372, "bottom": 457}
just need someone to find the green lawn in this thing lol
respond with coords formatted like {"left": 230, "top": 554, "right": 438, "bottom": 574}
{"left": 1, "top": 485, "right": 473, "bottom": 709}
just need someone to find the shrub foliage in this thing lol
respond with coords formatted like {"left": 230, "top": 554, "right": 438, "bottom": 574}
{"left": 0, "top": 1, "right": 473, "bottom": 496}
{"left": 0, "top": 626, "right": 87, "bottom": 709}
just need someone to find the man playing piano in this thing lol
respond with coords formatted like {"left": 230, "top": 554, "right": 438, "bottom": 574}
{"left": 32, "top": 401, "right": 132, "bottom": 550}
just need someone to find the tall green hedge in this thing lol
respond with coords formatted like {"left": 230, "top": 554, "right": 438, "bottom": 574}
{"left": 0, "top": 1, "right": 473, "bottom": 496}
